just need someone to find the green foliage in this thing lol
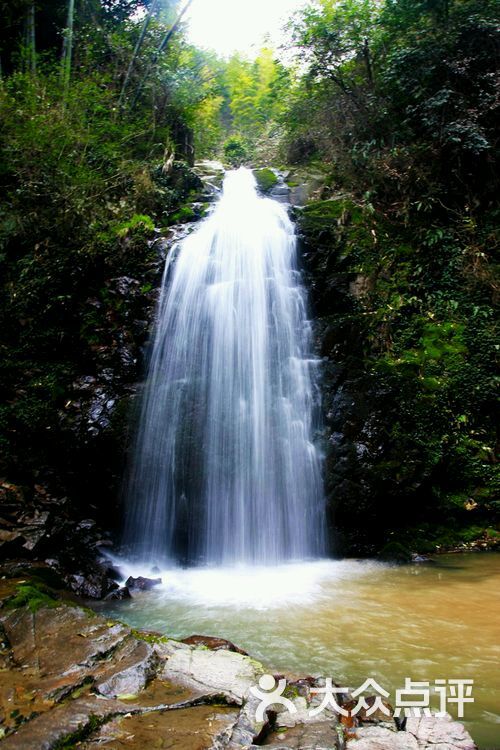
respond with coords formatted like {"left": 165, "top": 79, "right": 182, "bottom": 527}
{"left": 284, "top": 0, "right": 499, "bottom": 212}
{"left": 223, "top": 135, "right": 250, "bottom": 166}
{"left": 221, "top": 48, "right": 292, "bottom": 159}
{"left": 116, "top": 214, "right": 155, "bottom": 239}
{"left": 300, "top": 191, "right": 499, "bottom": 551}
{"left": 284, "top": 0, "right": 499, "bottom": 551}
{"left": 0, "top": 9, "right": 212, "bottom": 485}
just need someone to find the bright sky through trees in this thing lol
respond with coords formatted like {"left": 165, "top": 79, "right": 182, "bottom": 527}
{"left": 185, "top": 0, "right": 308, "bottom": 56}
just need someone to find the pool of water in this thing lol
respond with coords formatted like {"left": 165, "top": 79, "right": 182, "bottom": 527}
{"left": 95, "top": 553, "right": 500, "bottom": 748}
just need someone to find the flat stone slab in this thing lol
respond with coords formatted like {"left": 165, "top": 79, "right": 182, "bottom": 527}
{"left": 1, "top": 601, "right": 130, "bottom": 678}
{"left": 263, "top": 720, "right": 343, "bottom": 749}
{"left": 347, "top": 725, "right": 419, "bottom": 749}
{"left": 406, "top": 713, "right": 477, "bottom": 749}
{"left": 80, "top": 705, "right": 240, "bottom": 749}
{"left": 158, "top": 640, "right": 264, "bottom": 703}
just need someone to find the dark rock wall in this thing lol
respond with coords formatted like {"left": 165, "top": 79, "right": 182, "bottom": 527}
{"left": 296, "top": 195, "right": 499, "bottom": 556}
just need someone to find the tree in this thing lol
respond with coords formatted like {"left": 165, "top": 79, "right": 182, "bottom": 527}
{"left": 61, "top": 0, "right": 75, "bottom": 99}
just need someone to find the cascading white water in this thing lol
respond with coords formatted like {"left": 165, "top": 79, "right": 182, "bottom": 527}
{"left": 124, "top": 167, "right": 326, "bottom": 565}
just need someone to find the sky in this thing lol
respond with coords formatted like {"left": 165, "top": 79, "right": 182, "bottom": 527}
{"left": 184, "top": 0, "right": 309, "bottom": 58}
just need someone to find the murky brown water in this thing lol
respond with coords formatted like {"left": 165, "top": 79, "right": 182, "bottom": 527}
{"left": 98, "top": 553, "right": 500, "bottom": 748}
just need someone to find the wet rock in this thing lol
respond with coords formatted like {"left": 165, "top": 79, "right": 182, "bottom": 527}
{"left": 263, "top": 720, "right": 343, "bottom": 749}
{"left": 227, "top": 691, "right": 272, "bottom": 748}
{"left": 1, "top": 602, "right": 129, "bottom": 678}
{"left": 343, "top": 695, "right": 394, "bottom": 726}
{"left": 347, "top": 725, "right": 419, "bottom": 749}
{"left": 95, "top": 639, "right": 160, "bottom": 698}
{"left": 104, "top": 585, "right": 131, "bottom": 600}
{"left": 182, "top": 634, "right": 248, "bottom": 655}
{"left": 0, "top": 694, "right": 136, "bottom": 750}
{"left": 81, "top": 705, "right": 240, "bottom": 750}
{"left": 66, "top": 571, "right": 119, "bottom": 599}
{"left": 378, "top": 542, "right": 413, "bottom": 564}
{"left": 411, "top": 554, "right": 433, "bottom": 563}
{"left": 125, "top": 575, "right": 162, "bottom": 591}
{"left": 158, "top": 639, "right": 264, "bottom": 703}
{"left": 406, "top": 712, "right": 477, "bottom": 749}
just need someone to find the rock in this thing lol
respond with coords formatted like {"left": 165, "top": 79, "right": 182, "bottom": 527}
{"left": 66, "top": 571, "right": 119, "bottom": 599}
{"left": 1, "top": 602, "right": 130, "bottom": 679}
{"left": 0, "top": 529, "right": 22, "bottom": 545}
{"left": 81, "top": 705, "right": 240, "bottom": 750}
{"left": 263, "top": 720, "right": 343, "bottom": 749}
{"left": 104, "top": 585, "right": 131, "bottom": 600}
{"left": 378, "top": 542, "right": 413, "bottom": 564}
{"left": 95, "top": 639, "right": 160, "bottom": 698}
{"left": 406, "top": 713, "right": 477, "bottom": 749}
{"left": 254, "top": 168, "right": 279, "bottom": 193}
{"left": 181, "top": 634, "right": 248, "bottom": 655}
{"left": 125, "top": 575, "right": 162, "bottom": 590}
{"left": 226, "top": 691, "right": 272, "bottom": 748}
{"left": 347, "top": 725, "right": 419, "bottom": 749}
{"left": 158, "top": 639, "right": 264, "bottom": 703}
{"left": 343, "top": 695, "right": 394, "bottom": 726}
{"left": 349, "top": 274, "right": 374, "bottom": 299}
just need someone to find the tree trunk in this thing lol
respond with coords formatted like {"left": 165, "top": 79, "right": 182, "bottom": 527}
{"left": 27, "top": 2, "right": 36, "bottom": 74}
{"left": 61, "top": 0, "right": 75, "bottom": 101}
{"left": 363, "top": 38, "right": 373, "bottom": 85}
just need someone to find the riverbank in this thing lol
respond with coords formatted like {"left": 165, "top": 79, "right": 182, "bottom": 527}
{"left": 0, "top": 567, "right": 479, "bottom": 749}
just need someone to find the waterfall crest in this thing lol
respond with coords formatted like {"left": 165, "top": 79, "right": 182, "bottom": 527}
{"left": 124, "top": 168, "right": 326, "bottom": 565}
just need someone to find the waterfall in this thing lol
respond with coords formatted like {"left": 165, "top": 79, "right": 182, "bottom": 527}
{"left": 124, "top": 167, "right": 326, "bottom": 565}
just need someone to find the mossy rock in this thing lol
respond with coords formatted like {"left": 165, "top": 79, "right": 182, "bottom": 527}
{"left": 378, "top": 541, "right": 412, "bottom": 563}
{"left": 254, "top": 168, "right": 278, "bottom": 193}
{"left": 168, "top": 205, "right": 196, "bottom": 225}
{"left": 5, "top": 582, "right": 60, "bottom": 613}
{"left": 301, "top": 197, "right": 367, "bottom": 225}
{"left": 299, "top": 197, "right": 377, "bottom": 261}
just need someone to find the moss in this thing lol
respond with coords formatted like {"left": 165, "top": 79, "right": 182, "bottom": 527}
{"left": 116, "top": 214, "right": 155, "bottom": 239}
{"left": 5, "top": 582, "right": 60, "bottom": 613}
{"left": 52, "top": 714, "right": 105, "bottom": 749}
{"left": 254, "top": 168, "right": 278, "bottom": 193}
{"left": 168, "top": 205, "right": 196, "bottom": 225}
{"left": 131, "top": 628, "right": 169, "bottom": 645}
{"left": 301, "top": 197, "right": 366, "bottom": 224}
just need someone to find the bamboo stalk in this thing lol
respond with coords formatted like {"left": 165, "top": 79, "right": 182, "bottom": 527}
{"left": 119, "top": 0, "right": 159, "bottom": 109}
{"left": 130, "top": 0, "right": 195, "bottom": 110}
{"left": 61, "top": 0, "right": 75, "bottom": 101}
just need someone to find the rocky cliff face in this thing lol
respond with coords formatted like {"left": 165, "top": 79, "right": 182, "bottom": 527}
{"left": 295, "top": 190, "right": 498, "bottom": 557}
{"left": 0, "top": 162, "right": 213, "bottom": 588}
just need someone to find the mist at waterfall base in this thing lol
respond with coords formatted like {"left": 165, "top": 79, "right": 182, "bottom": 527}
{"left": 123, "top": 167, "right": 326, "bottom": 569}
